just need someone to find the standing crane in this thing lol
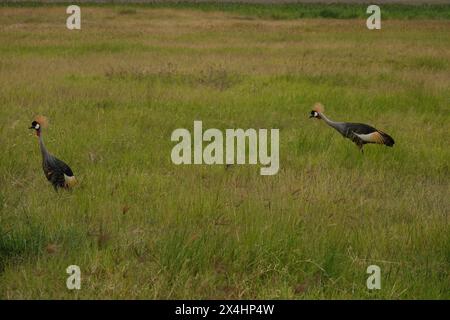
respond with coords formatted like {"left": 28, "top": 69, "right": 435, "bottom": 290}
{"left": 29, "top": 116, "right": 77, "bottom": 191}
{"left": 309, "top": 103, "right": 395, "bottom": 153}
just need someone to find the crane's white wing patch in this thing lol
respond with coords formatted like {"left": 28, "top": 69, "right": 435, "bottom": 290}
{"left": 353, "top": 131, "right": 384, "bottom": 144}
{"left": 64, "top": 174, "right": 77, "bottom": 188}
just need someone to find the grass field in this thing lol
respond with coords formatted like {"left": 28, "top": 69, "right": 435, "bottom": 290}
{"left": 0, "top": 3, "right": 449, "bottom": 299}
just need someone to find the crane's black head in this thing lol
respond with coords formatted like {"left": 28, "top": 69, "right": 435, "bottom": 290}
{"left": 309, "top": 110, "right": 321, "bottom": 119}
{"left": 29, "top": 120, "right": 44, "bottom": 137}
{"left": 29, "top": 121, "right": 40, "bottom": 130}
{"left": 29, "top": 116, "right": 48, "bottom": 136}
{"left": 309, "top": 103, "right": 324, "bottom": 119}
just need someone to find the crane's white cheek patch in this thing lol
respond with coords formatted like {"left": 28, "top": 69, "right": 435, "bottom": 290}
{"left": 64, "top": 175, "right": 77, "bottom": 188}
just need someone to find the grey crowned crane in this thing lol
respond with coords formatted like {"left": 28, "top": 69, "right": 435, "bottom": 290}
{"left": 309, "top": 103, "right": 394, "bottom": 153}
{"left": 29, "top": 116, "right": 77, "bottom": 191}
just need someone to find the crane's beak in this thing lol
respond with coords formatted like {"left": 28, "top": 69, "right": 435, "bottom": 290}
{"left": 29, "top": 126, "right": 34, "bottom": 129}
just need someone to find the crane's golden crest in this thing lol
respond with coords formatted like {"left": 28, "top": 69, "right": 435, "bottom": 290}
{"left": 34, "top": 115, "right": 48, "bottom": 128}
{"left": 312, "top": 103, "right": 324, "bottom": 113}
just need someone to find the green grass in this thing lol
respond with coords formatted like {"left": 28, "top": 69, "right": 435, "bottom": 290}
{"left": 0, "top": 5, "right": 449, "bottom": 299}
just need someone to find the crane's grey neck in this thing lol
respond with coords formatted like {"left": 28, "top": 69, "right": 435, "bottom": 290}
{"left": 319, "top": 113, "right": 345, "bottom": 134}
{"left": 38, "top": 132, "right": 51, "bottom": 160}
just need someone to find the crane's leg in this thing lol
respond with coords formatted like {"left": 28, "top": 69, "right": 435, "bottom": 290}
{"left": 356, "top": 142, "right": 364, "bottom": 154}
{"left": 351, "top": 134, "right": 364, "bottom": 155}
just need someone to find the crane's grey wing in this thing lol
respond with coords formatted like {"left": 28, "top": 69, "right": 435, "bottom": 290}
{"left": 345, "top": 123, "right": 378, "bottom": 135}
{"left": 43, "top": 156, "right": 75, "bottom": 189}
{"left": 53, "top": 157, "right": 74, "bottom": 176}
{"left": 346, "top": 123, "right": 395, "bottom": 146}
